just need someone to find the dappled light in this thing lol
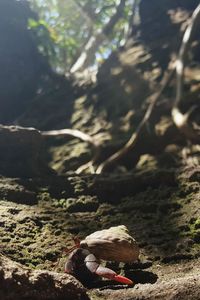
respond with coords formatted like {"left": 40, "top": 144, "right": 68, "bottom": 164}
{"left": 0, "top": 1, "right": 199, "bottom": 299}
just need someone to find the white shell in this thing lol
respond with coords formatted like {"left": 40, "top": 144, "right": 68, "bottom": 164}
{"left": 80, "top": 225, "right": 139, "bottom": 263}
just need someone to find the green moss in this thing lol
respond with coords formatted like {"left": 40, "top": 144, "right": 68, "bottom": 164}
{"left": 38, "top": 192, "right": 52, "bottom": 202}
{"left": 182, "top": 218, "right": 200, "bottom": 243}
{"left": 54, "top": 229, "right": 62, "bottom": 236}
{"left": 194, "top": 219, "right": 200, "bottom": 229}
{"left": 54, "top": 195, "right": 99, "bottom": 212}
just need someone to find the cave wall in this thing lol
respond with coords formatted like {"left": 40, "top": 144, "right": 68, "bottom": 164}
{"left": 0, "top": 0, "right": 49, "bottom": 123}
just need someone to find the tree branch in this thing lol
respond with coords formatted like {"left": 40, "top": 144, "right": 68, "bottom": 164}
{"left": 96, "top": 67, "right": 175, "bottom": 174}
{"left": 172, "top": 3, "right": 200, "bottom": 143}
{"left": 41, "top": 128, "right": 98, "bottom": 146}
{"left": 70, "top": 0, "right": 126, "bottom": 73}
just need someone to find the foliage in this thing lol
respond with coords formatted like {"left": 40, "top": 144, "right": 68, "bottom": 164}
{"left": 28, "top": 0, "right": 135, "bottom": 73}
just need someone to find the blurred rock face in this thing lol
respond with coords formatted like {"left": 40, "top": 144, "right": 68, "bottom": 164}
{"left": 139, "top": 0, "right": 200, "bottom": 70}
{"left": 0, "top": 0, "right": 46, "bottom": 123}
{"left": 0, "top": 125, "right": 51, "bottom": 177}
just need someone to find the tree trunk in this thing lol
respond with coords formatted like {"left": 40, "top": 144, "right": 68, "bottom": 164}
{"left": 70, "top": 0, "right": 126, "bottom": 73}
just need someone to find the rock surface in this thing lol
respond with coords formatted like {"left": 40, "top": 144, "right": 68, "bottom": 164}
{"left": 0, "top": 254, "right": 87, "bottom": 300}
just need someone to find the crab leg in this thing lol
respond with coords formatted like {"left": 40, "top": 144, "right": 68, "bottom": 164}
{"left": 85, "top": 254, "right": 133, "bottom": 285}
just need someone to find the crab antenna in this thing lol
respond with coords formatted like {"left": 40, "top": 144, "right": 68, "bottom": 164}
{"left": 72, "top": 236, "right": 81, "bottom": 247}
{"left": 64, "top": 244, "right": 78, "bottom": 255}
{"left": 64, "top": 236, "right": 81, "bottom": 255}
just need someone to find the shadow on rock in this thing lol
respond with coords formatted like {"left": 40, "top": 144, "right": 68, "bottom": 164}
{"left": 125, "top": 269, "right": 158, "bottom": 284}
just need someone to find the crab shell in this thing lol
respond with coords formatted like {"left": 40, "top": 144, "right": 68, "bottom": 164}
{"left": 80, "top": 225, "right": 139, "bottom": 263}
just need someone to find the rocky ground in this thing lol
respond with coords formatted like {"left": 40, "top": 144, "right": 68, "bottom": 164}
{"left": 0, "top": 160, "right": 199, "bottom": 299}
{"left": 0, "top": 1, "right": 200, "bottom": 299}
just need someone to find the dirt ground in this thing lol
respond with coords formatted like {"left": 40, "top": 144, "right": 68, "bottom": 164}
{"left": 0, "top": 2, "right": 199, "bottom": 299}
{"left": 0, "top": 162, "right": 199, "bottom": 299}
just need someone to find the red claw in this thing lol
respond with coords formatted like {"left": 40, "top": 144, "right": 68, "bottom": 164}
{"left": 91, "top": 263, "right": 133, "bottom": 285}
{"left": 113, "top": 274, "right": 133, "bottom": 285}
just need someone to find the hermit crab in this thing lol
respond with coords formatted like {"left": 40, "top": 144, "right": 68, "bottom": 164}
{"left": 64, "top": 225, "right": 139, "bottom": 286}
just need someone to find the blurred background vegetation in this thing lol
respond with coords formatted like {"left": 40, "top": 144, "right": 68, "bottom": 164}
{"left": 28, "top": 0, "right": 137, "bottom": 73}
